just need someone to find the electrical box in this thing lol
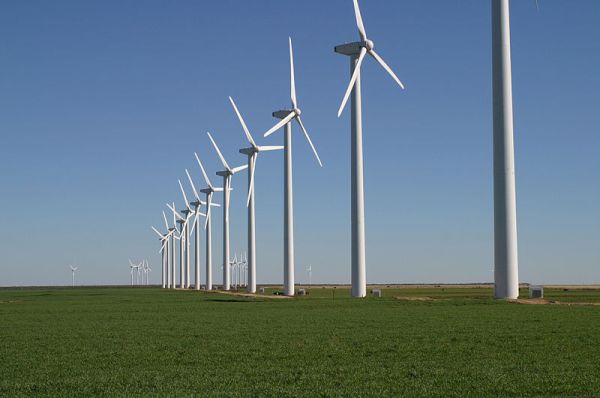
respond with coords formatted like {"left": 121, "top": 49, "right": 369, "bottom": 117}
{"left": 529, "top": 285, "right": 544, "bottom": 299}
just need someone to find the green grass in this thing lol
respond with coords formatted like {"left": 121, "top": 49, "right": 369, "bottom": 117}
{"left": 1, "top": 286, "right": 600, "bottom": 397}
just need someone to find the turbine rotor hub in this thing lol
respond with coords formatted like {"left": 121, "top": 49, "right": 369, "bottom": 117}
{"left": 365, "top": 40, "right": 374, "bottom": 51}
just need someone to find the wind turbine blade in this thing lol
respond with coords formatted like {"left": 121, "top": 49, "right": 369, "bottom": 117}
{"left": 232, "top": 164, "right": 248, "bottom": 174}
{"left": 289, "top": 37, "right": 297, "bottom": 109}
{"left": 353, "top": 0, "right": 368, "bottom": 42}
{"left": 246, "top": 154, "right": 257, "bottom": 207}
{"left": 258, "top": 145, "right": 284, "bottom": 151}
{"left": 194, "top": 152, "right": 213, "bottom": 189}
{"left": 190, "top": 211, "right": 199, "bottom": 236}
{"left": 229, "top": 96, "right": 256, "bottom": 147}
{"left": 207, "top": 132, "right": 230, "bottom": 171}
{"left": 369, "top": 49, "right": 405, "bottom": 89}
{"left": 535, "top": 0, "right": 539, "bottom": 11}
{"left": 204, "top": 192, "right": 213, "bottom": 230}
{"left": 263, "top": 112, "right": 295, "bottom": 138}
{"left": 151, "top": 226, "right": 163, "bottom": 238}
{"left": 163, "top": 211, "right": 170, "bottom": 230}
{"left": 225, "top": 176, "right": 231, "bottom": 223}
{"left": 160, "top": 239, "right": 167, "bottom": 254}
{"left": 185, "top": 169, "right": 201, "bottom": 200}
{"left": 295, "top": 116, "right": 323, "bottom": 167}
{"left": 171, "top": 202, "right": 176, "bottom": 225}
{"left": 178, "top": 179, "right": 191, "bottom": 210}
{"left": 337, "top": 47, "right": 367, "bottom": 117}
{"left": 166, "top": 203, "right": 185, "bottom": 220}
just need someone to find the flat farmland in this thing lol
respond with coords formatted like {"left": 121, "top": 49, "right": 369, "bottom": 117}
{"left": 1, "top": 286, "right": 600, "bottom": 397}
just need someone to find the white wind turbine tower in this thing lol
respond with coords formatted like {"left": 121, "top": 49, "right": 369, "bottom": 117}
{"left": 241, "top": 251, "right": 248, "bottom": 288}
{"left": 164, "top": 206, "right": 179, "bottom": 289}
{"left": 151, "top": 225, "right": 171, "bottom": 288}
{"left": 194, "top": 153, "right": 223, "bottom": 291}
{"left": 263, "top": 37, "right": 322, "bottom": 297}
{"left": 168, "top": 201, "right": 193, "bottom": 289}
{"left": 335, "top": 0, "right": 405, "bottom": 298}
{"left": 128, "top": 260, "right": 136, "bottom": 286}
{"left": 207, "top": 132, "right": 248, "bottom": 291}
{"left": 178, "top": 179, "right": 198, "bottom": 289}
{"left": 144, "top": 260, "right": 151, "bottom": 285}
{"left": 491, "top": 0, "right": 535, "bottom": 299}
{"left": 141, "top": 260, "right": 147, "bottom": 285}
{"left": 136, "top": 261, "right": 142, "bottom": 285}
{"left": 161, "top": 210, "right": 177, "bottom": 288}
{"left": 231, "top": 254, "right": 236, "bottom": 289}
{"left": 167, "top": 202, "right": 189, "bottom": 289}
{"left": 69, "top": 265, "right": 78, "bottom": 287}
{"left": 185, "top": 169, "right": 218, "bottom": 291}
{"left": 306, "top": 265, "right": 312, "bottom": 286}
{"left": 230, "top": 96, "right": 283, "bottom": 294}
{"left": 229, "top": 253, "right": 238, "bottom": 289}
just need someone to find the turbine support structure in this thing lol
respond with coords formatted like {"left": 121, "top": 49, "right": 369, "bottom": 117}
{"left": 274, "top": 110, "right": 295, "bottom": 297}
{"left": 335, "top": 43, "right": 367, "bottom": 298}
{"left": 492, "top": 0, "right": 519, "bottom": 299}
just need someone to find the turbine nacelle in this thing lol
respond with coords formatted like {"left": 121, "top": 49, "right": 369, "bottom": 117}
{"left": 216, "top": 170, "right": 233, "bottom": 178}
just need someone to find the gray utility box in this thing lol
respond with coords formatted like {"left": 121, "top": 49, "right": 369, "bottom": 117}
{"left": 298, "top": 289, "right": 306, "bottom": 296}
{"left": 529, "top": 285, "right": 544, "bottom": 299}
{"left": 372, "top": 289, "right": 382, "bottom": 298}
{"left": 259, "top": 287, "right": 265, "bottom": 293}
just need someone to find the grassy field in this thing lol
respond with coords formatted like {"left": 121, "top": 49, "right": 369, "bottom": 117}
{"left": 2, "top": 286, "right": 600, "bottom": 397}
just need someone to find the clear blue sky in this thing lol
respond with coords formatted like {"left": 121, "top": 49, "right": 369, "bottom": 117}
{"left": 1, "top": 1, "right": 598, "bottom": 286}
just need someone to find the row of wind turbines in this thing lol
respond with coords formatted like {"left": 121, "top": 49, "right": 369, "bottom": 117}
{"left": 151, "top": 0, "right": 524, "bottom": 299}
{"left": 128, "top": 260, "right": 152, "bottom": 286}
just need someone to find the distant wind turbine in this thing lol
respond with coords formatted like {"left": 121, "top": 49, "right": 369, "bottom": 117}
{"left": 69, "top": 265, "right": 78, "bottom": 287}
{"left": 207, "top": 131, "right": 248, "bottom": 291}
{"left": 230, "top": 96, "right": 283, "bottom": 294}
{"left": 194, "top": 153, "right": 223, "bottom": 291}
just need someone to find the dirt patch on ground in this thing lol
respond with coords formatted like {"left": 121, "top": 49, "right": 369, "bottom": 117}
{"left": 203, "top": 290, "right": 293, "bottom": 299}
{"left": 0, "top": 300, "right": 21, "bottom": 304}
{"left": 395, "top": 296, "right": 436, "bottom": 302}
{"left": 509, "top": 298, "right": 600, "bottom": 306}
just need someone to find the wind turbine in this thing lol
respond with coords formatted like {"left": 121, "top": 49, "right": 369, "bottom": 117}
{"left": 164, "top": 206, "right": 179, "bottom": 289}
{"left": 241, "top": 251, "right": 248, "bottom": 287}
{"left": 186, "top": 169, "right": 218, "bottom": 291}
{"left": 151, "top": 226, "right": 171, "bottom": 288}
{"left": 306, "top": 265, "right": 312, "bottom": 286}
{"left": 69, "top": 265, "right": 78, "bottom": 287}
{"left": 167, "top": 202, "right": 188, "bottom": 289}
{"left": 194, "top": 153, "right": 223, "bottom": 291}
{"left": 230, "top": 96, "right": 283, "bottom": 294}
{"left": 128, "top": 260, "right": 136, "bottom": 286}
{"left": 136, "top": 261, "right": 142, "bottom": 285}
{"left": 168, "top": 201, "right": 194, "bottom": 289}
{"left": 229, "top": 253, "right": 238, "bottom": 290}
{"left": 207, "top": 131, "right": 248, "bottom": 291}
{"left": 143, "top": 260, "right": 151, "bottom": 285}
{"left": 334, "top": 0, "right": 405, "bottom": 298}
{"left": 263, "top": 37, "right": 322, "bottom": 297}
{"left": 178, "top": 179, "right": 197, "bottom": 289}
{"left": 160, "top": 210, "right": 177, "bottom": 288}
